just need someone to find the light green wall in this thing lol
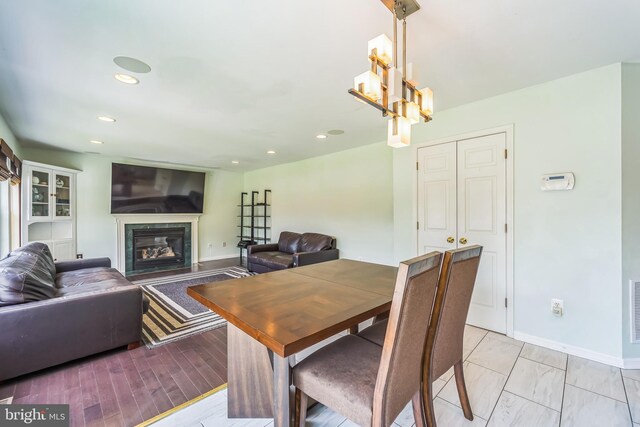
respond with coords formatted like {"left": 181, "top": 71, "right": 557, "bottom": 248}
{"left": 394, "top": 63, "right": 623, "bottom": 359}
{"left": 21, "top": 147, "right": 243, "bottom": 262}
{"left": 244, "top": 142, "right": 395, "bottom": 265}
{"left": 622, "top": 63, "right": 640, "bottom": 359}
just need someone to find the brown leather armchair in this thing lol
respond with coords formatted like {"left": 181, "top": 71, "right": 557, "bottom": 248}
{"left": 247, "top": 231, "right": 339, "bottom": 273}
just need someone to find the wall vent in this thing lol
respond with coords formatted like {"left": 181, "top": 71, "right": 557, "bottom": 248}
{"left": 631, "top": 280, "right": 640, "bottom": 343}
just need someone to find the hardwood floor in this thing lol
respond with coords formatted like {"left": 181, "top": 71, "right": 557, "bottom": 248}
{"left": 0, "top": 258, "right": 240, "bottom": 427}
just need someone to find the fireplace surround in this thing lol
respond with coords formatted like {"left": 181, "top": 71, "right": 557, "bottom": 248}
{"left": 114, "top": 215, "right": 200, "bottom": 275}
{"left": 123, "top": 223, "right": 192, "bottom": 274}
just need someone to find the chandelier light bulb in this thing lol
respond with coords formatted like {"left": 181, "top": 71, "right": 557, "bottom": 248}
{"left": 353, "top": 71, "right": 382, "bottom": 101}
{"left": 387, "top": 116, "right": 411, "bottom": 148}
{"left": 405, "top": 102, "right": 420, "bottom": 124}
{"left": 419, "top": 87, "right": 434, "bottom": 116}
{"left": 367, "top": 34, "right": 393, "bottom": 65}
{"left": 388, "top": 67, "right": 403, "bottom": 103}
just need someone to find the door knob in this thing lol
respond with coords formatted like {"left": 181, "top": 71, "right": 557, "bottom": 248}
{"left": 459, "top": 237, "right": 468, "bottom": 245}
{"left": 447, "top": 237, "right": 455, "bottom": 243}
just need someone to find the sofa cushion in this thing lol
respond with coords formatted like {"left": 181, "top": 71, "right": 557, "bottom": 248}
{"left": 249, "top": 251, "right": 294, "bottom": 270}
{"left": 11, "top": 242, "right": 56, "bottom": 282}
{"left": 278, "top": 231, "right": 302, "bottom": 254}
{"left": 55, "top": 267, "right": 128, "bottom": 289}
{"left": 55, "top": 279, "right": 134, "bottom": 297}
{"left": 0, "top": 251, "right": 56, "bottom": 306}
{"left": 299, "top": 233, "right": 334, "bottom": 252}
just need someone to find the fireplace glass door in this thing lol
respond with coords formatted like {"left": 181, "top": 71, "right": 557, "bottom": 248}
{"left": 132, "top": 227, "right": 185, "bottom": 271}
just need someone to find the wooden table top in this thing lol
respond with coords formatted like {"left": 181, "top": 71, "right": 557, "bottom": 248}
{"left": 187, "top": 259, "right": 398, "bottom": 357}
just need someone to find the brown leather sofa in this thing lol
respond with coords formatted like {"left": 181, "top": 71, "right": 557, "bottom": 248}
{"left": 247, "top": 231, "right": 339, "bottom": 273}
{"left": 0, "top": 242, "right": 148, "bottom": 381}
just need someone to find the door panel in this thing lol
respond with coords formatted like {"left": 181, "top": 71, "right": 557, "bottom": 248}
{"left": 458, "top": 133, "right": 506, "bottom": 333}
{"left": 465, "top": 177, "right": 496, "bottom": 232}
{"left": 418, "top": 143, "right": 457, "bottom": 255}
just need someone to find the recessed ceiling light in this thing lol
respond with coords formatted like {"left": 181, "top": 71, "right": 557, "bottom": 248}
{"left": 97, "top": 116, "right": 116, "bottom": 122}
{"left": 90, "top": 140, "right": 104, "bottom": 145}
{"left": 316, "top": 134, "right": 327, "bottom": 139}
{"left": 231, "top": 160, "right": 239, "bottom": 164}
{"left": 328, "top": 129, "right": 345, "bottom": 135}
{"left": 114, "top": 73, "right": 139, "bottom": 85}
{"left": 267, "top": 150, "right": 276, "bottom": 154}
{"left": 113, "top": 56, "right": 152, "bottom": 74}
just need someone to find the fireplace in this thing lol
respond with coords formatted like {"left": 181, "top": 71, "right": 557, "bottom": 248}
{"left": 122, "top": 222, "right": 193, "bottom": 275}
{"left": 132, "top": 228, "right": 185, "bottom": 271}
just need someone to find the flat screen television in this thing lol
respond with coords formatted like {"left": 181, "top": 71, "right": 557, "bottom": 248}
{"left": 111, "top": 163, "right": 205, "bottom": 214}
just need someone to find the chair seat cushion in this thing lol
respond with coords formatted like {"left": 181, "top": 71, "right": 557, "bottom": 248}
{"left": 248, "top": 252, "right": 293, "bottom": 270}
{"left": 293, "top": 335, "right": 382, "bottom": 427}
{"left": 358, "top": 319, "right": 388, "bottom": 347}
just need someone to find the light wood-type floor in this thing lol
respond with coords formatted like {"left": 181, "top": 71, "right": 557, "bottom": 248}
{"left": 153, "top": 325, "right": 640, "bottom": 427}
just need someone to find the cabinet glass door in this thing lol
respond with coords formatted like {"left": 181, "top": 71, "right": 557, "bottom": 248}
{"left": 31, "top": 169, "right": 51, "bottom": 218}
{"left": 54, "top": 173, "right": 72, "bottom": 219}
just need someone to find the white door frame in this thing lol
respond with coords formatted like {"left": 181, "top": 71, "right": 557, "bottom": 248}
{"left": 410, "top": 124, "right": 515, "bottom": 337}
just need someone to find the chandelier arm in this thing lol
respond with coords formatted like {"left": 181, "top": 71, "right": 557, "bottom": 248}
{"left": 402, "top": 11, "right": 407, "bottom": 117}
{"left": 393, "top": 1, "right": 397, "bottom": 68}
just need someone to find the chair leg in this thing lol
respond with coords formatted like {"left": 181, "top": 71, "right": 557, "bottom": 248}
{"left": 412, "top": 390, "right": 426, "bottom": 427}
{"left": 454, "top": 361, "right": 473, "bottom": 420}
{"left": 349, "top": 325, "right": 359, "bottom": 334}
{"left": 422, "top": 380, "right": 437, "bottom": 427}
{"left": 294, "top": 388, "right": 308, "bottom": 427}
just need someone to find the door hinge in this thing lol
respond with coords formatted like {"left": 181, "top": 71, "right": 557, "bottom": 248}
{"left": 505, "top": 298, "right": 508, "bottom": 308}
{"left": 416, "top": 161, "right": 419, "bottom": 171}
{"left": 505, "top": 223, "right": 508, "bottom": 233}
{"left": 417, "top": 221, "right": 419, "bottom": 230}
{"left": 504, "top": 149, "right": 508, "bottom": 159}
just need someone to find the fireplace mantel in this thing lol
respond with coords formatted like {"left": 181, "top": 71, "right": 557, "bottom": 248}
{"left": 113, "top": 214, "right": 201, "bottom": 273}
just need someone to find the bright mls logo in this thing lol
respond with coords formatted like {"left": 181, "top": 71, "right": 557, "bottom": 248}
{"left": 1, "top": 405, "right": 69, "bottom": 426}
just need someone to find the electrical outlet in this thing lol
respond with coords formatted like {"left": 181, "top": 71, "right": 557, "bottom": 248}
{"left": 222, "top": 242, "right": 227, "bottom": 247}
{"left": 551, "top": 299, "right": 564, "bottom": 317}
{"left": 76, "top": 253, "right": 83, "bottom": 259}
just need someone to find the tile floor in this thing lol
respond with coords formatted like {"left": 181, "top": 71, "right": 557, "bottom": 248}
{"left": 153, "top": 325, "right": 640, "bottom": 426}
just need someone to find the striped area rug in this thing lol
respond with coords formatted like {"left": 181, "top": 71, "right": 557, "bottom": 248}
{"left": 132, "top": 267, "right": 254, "bottom": 348}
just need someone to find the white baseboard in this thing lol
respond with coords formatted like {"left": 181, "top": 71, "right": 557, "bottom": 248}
{"left": 513, "top": 331, "right": 625, "bottom": 368}
{"left": 198, "top": 254, "right": 238, "bottom": 263}
{"left": 621, "top": 358, "right": 640, "bottom": 369}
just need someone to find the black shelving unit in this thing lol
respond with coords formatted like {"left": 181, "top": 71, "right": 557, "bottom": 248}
{"left": 237, "top": 189, "right": 271, "bottom": 265}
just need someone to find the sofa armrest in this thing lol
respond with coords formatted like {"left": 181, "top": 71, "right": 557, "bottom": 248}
{"left": 55, "top": 257, "right": 111, "bottom": 273}
{"left": 0, "top": 285, "right": 143, "bottom": 381}
{"left": 293, "top": 249, "right": 340, "bottom": 267}
{"left": 247, "top": 243, "right": 279, "bottom": 256}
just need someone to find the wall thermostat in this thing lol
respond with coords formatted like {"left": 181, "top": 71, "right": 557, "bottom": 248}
{"left": 541, "top": 173, "right": 575, "bottom": 191}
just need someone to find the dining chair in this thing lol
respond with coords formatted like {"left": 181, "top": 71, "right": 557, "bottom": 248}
{"left": 421, "top": 245, "right": 482, "bottom": 424}
{"left": 358, "top": 245, "right": 483, "bottom": 426}
{"left": 292, "top": 251, "right": 443, "bottom": 427}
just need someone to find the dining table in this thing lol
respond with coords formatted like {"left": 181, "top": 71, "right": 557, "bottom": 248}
{"left": 187, "top": 258, "right": 398, "bottom": 427}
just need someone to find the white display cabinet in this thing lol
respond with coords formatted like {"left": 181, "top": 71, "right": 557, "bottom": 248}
{"left": 21, "top": 161, "right": 79, "bottom": 261}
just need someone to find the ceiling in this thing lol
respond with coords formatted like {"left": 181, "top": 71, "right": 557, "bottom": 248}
{"left": 0, "top": 0, "right": 639, "bottom": 171}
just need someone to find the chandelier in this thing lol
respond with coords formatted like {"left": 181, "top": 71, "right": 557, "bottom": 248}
{"left": 349, "top": 0, "right": 433, "bottom": 148}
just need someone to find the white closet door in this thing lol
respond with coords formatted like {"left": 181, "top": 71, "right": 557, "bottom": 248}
{"left": 457, "top": 133, "right": 507, "bottom": 333}
{"left": 417, "top": 142, "right": 457, "bottom": 255}
{"left": 417, "top": 133, "right": 508, "bottom": 333}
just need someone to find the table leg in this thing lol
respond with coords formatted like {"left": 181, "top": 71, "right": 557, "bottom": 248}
{"left": 273, "top": 354, "right": 292, "bottom": 427}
